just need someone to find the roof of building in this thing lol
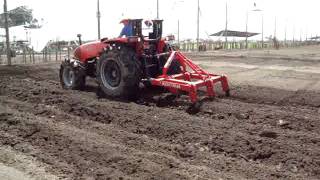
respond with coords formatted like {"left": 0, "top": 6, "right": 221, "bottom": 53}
{"left": 210, "top": 30, "right": 259, "bottom": 37}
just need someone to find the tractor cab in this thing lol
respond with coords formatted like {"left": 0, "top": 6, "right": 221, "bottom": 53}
{"left": 126, "top": 19, "right": 143, "bottom": 38}
{"left": 106, "top": 19, "right": 167, "bottom": 53}
{"left": 107, "top": 19, "right": 169, "bottom": 78}
{"left": 146, "top": 19, "right": 163, "bottom": 41}
{"left": 123, "top": 19, "right": 163, "bottom": 41}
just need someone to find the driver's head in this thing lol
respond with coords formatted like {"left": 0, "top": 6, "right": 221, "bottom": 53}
{"left": 120, "top": 19, "right": 129, "bottom": 25}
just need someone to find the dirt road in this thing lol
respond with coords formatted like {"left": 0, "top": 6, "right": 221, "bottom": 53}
{"left": 0, "top": 47, "right": 319, "bottom": 179}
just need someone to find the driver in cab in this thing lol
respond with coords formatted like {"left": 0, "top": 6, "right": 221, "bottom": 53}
{"left": 119, "top": 19, "right": 133, "bottom": 37}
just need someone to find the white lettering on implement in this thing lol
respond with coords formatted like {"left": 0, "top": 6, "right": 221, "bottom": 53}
{"left": 160, "top": 81, "right": 181, "bottom": 89}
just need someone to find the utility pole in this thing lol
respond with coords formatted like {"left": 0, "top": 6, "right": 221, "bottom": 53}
{"left": 4, "top": 0, "right": 11, "bottom": 65}
{"left": 196, "top": 0, "right": 200, "bottom": 51}
{"left": 274, "top": 16, "right": 277, "bottom": 38}
{"left": 300, "top": 29, "right": 302, "bottom": 42}
{"left": 225, "top": 2, "right": 228, "bottom": 49}
{"left": 245, "top": 11, "right": 248, "bottom": 49}
{"left": 261, "top": 14, "right": 264, "bottom": 48}
{"left": 178, "top": 20, "right": 180, "bottom": 47}
{"left": 293, "top": 26, "right": 295, "bottom": 43}
{"left": 97, "top": 0, "right": 101, "bottom": 39}
{"left": 252, "top": 6, "right": 263, "bottom": 49}
{"left": 157, "top": 0, "right": 159, "bottom": 19}
{"left": 285, "top": 20, "right": 287, "bottom": 45}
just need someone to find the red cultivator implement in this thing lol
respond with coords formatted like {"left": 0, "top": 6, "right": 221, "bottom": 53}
{"left": 151, "top": 51, "right": 230, "bottom": 104}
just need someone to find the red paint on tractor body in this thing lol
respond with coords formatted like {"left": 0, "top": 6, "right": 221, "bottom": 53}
{"left": 73, "top": 37, "right": 167, "bottom": 63}
{"left": 74, "top": 41, "right": 107, "bottom": 62}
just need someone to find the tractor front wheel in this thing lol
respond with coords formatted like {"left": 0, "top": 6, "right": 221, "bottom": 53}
{"left": 59, "top": 61, "right": 86, "bottom": 90}
{"left": 96, "top": 45, "right": 141, "bottom": 98}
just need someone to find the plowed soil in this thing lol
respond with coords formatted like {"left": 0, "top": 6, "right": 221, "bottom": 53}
{"left": 0, "top": 60, "right": 319, "bottom": 179}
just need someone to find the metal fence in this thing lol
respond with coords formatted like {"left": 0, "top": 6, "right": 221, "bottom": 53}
{"left": 0, "top": 48, "right": 68, "bottom": 65}
{"left": 178, "top": 40, "right": 320, "bottom": 51}
{"left": 0, "top": 40, "right": 319, "bottom": 65}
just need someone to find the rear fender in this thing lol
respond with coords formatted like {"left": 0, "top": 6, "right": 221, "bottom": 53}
{"left": 103, "top": 37, "right": 142, "bottom": 56}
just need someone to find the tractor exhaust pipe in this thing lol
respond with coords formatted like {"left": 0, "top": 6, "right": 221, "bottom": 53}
{"left": 77, "top": 34, "right": 82, "bottom": 45}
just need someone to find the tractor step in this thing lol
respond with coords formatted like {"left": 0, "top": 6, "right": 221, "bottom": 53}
{"left": 151, "top": 51, "right": 230, "bottom": 104}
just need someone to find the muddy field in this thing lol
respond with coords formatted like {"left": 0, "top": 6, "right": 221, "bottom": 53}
{"left": 0, "top": 47, "right": 319, "bottom": 179}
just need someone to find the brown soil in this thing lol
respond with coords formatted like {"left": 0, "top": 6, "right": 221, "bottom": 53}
{"left": 0, "top": 63, "right": 319, "bottom": 179}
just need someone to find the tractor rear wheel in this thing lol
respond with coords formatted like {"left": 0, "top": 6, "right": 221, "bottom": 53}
{"left": 59, "top": 61, "right": 86, "bottom": 90}
{"left": 97, "top": 45, "right": 141, "bottom": 98}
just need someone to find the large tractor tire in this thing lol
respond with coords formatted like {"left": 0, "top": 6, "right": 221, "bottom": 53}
{"left": 59, "top": 61, "right": 86, "bottom": 90}
{"left": 96, "top": 45, "right": 141, "bottom": 98}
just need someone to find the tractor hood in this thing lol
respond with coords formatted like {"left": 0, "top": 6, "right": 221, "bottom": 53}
{"left": 73, "top": 41, "right": 108, "bottom": 62}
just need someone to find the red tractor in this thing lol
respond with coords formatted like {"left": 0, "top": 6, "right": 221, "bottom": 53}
{"left": 59, "top": 19, "right": 230, "bottom": 111}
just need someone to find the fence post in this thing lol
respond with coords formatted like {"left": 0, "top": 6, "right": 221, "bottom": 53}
{"left": 32, "top": 48, "right": 35, "bottom": 64}
{"left": 42, "top": 49, "right": 45, "bottom": 62}
{"left": 48, "top": 48, "right": 51, "bottom": 61}
{"left": 55, "top": 48, "right": 58, "bottom": 61}
{"left": 29, "top": 49, "right": 32, "bottom": 63}
{"left": 23, "top": 48, "right": 26, "bottom": 64}
{"left": 45, "top": 47, "right": 48, "bottom": 62}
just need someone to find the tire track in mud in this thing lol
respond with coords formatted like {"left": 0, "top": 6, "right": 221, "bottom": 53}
{"left": 0, "top": 97, "right": 261, "bottom": 179}
{"left": 0, "top": 86, "right": 284, "bottom": 179}
{"left": 0, "top": 65, "right": 319, "bottom": 179}
{"left": 0, "top": 107, "right": 222, "bottom": 179}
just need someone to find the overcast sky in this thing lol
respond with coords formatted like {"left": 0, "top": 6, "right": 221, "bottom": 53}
{"left": 4, "top": 0, "right": 320, "bottom": 50}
